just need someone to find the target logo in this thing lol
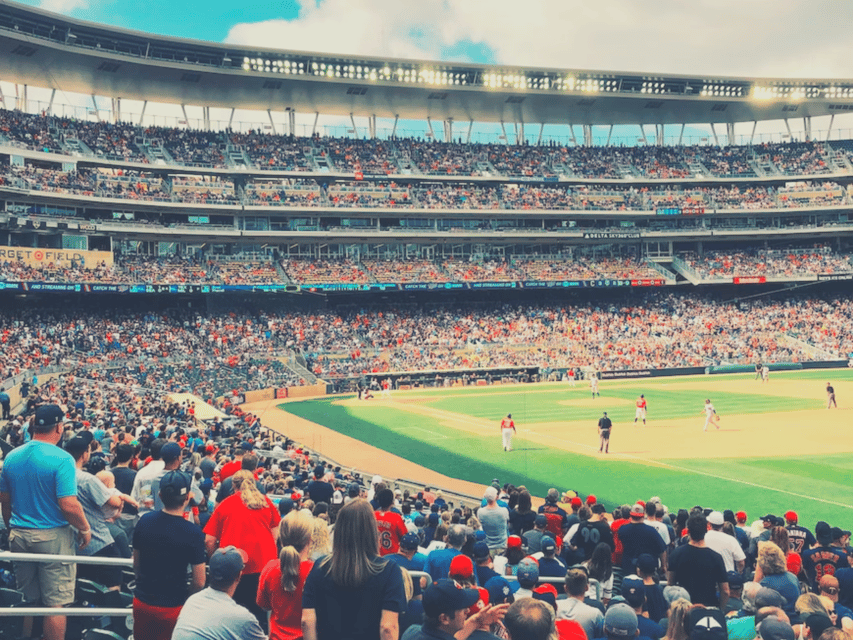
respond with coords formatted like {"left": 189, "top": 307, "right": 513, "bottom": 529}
{"left": 33, "top": 250, "right": 44, "bottom": 261}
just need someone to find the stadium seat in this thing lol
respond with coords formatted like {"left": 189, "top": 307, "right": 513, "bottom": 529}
{"left": 82, "top": 630, "right": 126, "bottom": 640}
{"left": 0, "top": 587, "right": 27, "bottom": 639}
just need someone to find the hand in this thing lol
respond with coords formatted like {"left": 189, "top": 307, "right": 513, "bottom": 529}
{"left": 78, "top": 529, "right": 92, "bottom": 549}
{"left": 468, "top": 603, "right": 510, "bottom": 628}
{"left": 122, "top": 494, "right": 139, "bottom": 508}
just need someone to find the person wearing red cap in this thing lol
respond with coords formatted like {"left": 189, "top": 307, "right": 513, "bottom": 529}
{"left": 785, "top": 511, "right": 816, "bottom": 554}
{"left": 586, "top": 495, "right": 597, "bottom": 506}
{"left": 449, "top": 554, "right": 477, "bottom": 587}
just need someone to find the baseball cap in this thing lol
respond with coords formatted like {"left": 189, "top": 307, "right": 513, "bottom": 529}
{"left": 507, "top": 535, "right": 522, "bottom": 549}
{"left": 605, "top": 603, "right": 638, "bottom": 637}
{"left": 239, "top": 441, "right": 254, "bottom": 451}
{"left": 532, "top": 587, "right": 557, "bottom": 610}
{"left": 468, "top": 587, "right": 489, "bottom": 617}
{"left": 736, "top": 511, "right": 747, "bottom": 521}
{"left": 208, "top": 546, "right": 248, "bottom": 588}
{"left": 541, "top": 536, "right": 556, "bottom": 553}
{"left": 760, "top": 513, "right": 777, "bottom": 523}
{"left": 474, "top": 530, "right": 486, "bottom": 542}
{"left": 815, "top": 521, "right": 833, "bottom": 545}
{"left": 161, "top": 442, "right": 182, "bottom": 463}
{"left": 414, "top": 515, "right": 426, "bottom": 527}
{"left": 484, "top": 486, "right": 498, "bottom": 501}
{"left": 400, "top": 533, "right": 420, "bottom": 551}
{"left": 630, "top": 504, "right": 645, "bottom": 518}
{"left": 586, "top": 495, "right": 597, "bottom": 505}
{"left": 64, "top": 436, "right": 89, "bottom": 456}
{"left": 159, "top": 471, "right": 192, "bottom": 502}
{"left": 516, "top": 557, "right": 540, "bottom": 587}
{"left": 831, "top": 526, "right": 850, "bottom": 540}
{"left": 819, "top": 574, "right": 840, "bottom": 595}
{"left": 331, "top": 490, "right": 343, "bottom": 505}
{"left": 484, "top": 576, "right": 515, "bottom": 604}
{"left": 621, "top": 575, "right": 645, "bottom": 607}
{"left": 570, "top": 497, "right": 583, "bottom": 508}
{"left": 758, "top": 618, "right": 795, "bottom": 640}
{"left": 755, "top": 587, "right": 787, "bottom": 609}
{"left": 592, "top": 503, "right": 607, "bottom": 515}
{"left": 688, "top": 607, "right": 727, "bottom": 640}
{"left": 278, "top": 497, "right": 294, "bottom": 516}
{"left": 422, "top": 579, "right": 480, "bottom": 617}
{"left": 35, "top": 404, "right": 64, "bottom": 427}
{"left": 663, "top": 585, "right": 691, "bottom": 604}
{"left": 708, "top": 511, "right": 724, "bottom": 526}
{"left": 784, "top": 510, "right": 798, "bottom": 522}
{"left": 535, "top": 514, "right": 548, "bottom": 527}
{"left": 534, "top": 583, "right": 558, "bottom": 599}
{"left": 473, "top": 541, "right": 491, "bottom": 561}
{"left": 727, "top": 571, "right": 745, "bottom": 589}
{"left": 636, "top": 553, "right": 658, "bottom": 574}
{"left": 347, "top": 483, "right": 361, "bottom": 497}
{"left": 313, "top": 464, "right": 325, "bottom": 478}
{"left": 428, "top": 513, "right": 440, "bottom": 525}
{"left": 449, "top": 554, "right": 474, "bottom": 580}
{"left": 804, "top": 615, "right": 833, "bottom": 640}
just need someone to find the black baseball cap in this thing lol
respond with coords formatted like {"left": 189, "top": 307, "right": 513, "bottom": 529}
{"left": 422, "top": 580, "right": 480, "bottom": 617}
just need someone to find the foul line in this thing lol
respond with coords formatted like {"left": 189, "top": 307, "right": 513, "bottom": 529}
{"left": 527, "top": 430, "right": 853, "bottom": 511}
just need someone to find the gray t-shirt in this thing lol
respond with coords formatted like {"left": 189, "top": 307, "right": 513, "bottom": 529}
{"left": 556, "top": 597, "right": 605, "bottom": 639}
{"left": 75, "top": 469, "right": 115, "bottom": 556}
{"left": 172, "top": 588, "right": 266, "bottom": 640}
{"left": 477, "top": 504, "right": 510, "bottom": 549}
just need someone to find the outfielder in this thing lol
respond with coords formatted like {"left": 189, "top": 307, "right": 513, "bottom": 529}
{"left": 634, "top": 394, "right": 647, "bottom": 425}
{"left": 500, "top": 413, "right": 516, "bottom": 452}
{"left": 703, "top": 399, "right": 720, "bottom": 431}
{"left": 827, "top": 382, "right": 837, "bottom": 409}
{"left": 590, "top": 373, "right": 600, "bottom": 398}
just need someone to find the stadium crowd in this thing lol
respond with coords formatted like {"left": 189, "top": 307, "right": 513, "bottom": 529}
{"left": 3, "top": 108, "right": 853, "bottom": 181}
{"left": 682, "top": 250, "right": 853, "bottom": 280}
{"left": 1, "top": 377, "right": 852, "bottom": 640}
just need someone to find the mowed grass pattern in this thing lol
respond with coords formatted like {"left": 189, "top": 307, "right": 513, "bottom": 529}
{"left": 282, "top": 369, "right": 853, "bottom": 528}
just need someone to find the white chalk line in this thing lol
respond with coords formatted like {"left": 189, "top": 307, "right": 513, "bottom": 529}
{"left": 526, "top": 430, "right": 853, "bottom": 511}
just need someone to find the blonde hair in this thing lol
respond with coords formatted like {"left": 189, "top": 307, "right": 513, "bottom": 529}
{"left": 796, "top": 593, "right": 828, "bottom": 616}
{"left": 232, "top": 470, "right": 266, "bottom": 510}
{"left": 467, "top": 516, "right": 481, "bottom": 530}
{"left": 400, "top": 567, "right": 413, "bottom": 603}
{"left": 663, "top": 599, "right": 691, "bottom": 640}
{"left": 757, "top": 541, "right": 787, "bottom": 576}
{"left": 278, "top": 510, "right": 313, "bottom": 592}
{"left": 310, "top": 515, "right": 331, "bottom": 558}
{"left": 318, "top": 499, "right": 386, "bottom": 588}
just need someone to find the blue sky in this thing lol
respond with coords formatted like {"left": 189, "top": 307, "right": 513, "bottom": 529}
{"left": 9, "top": 0, "right": 853, "bottom": 143}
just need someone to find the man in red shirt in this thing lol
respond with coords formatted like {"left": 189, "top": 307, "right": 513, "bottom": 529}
{"left": 375, "top": 488, "right": 408, "bottom": 556}
{"left": 219, "top": 442, "right": 252, "bottom": 482}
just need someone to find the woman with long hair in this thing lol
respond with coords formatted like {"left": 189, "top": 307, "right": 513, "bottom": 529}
{"left": 204, "top": 469, "right": 281, "bottom": 632}
{"left": 509, "top": 490, "right": 536, "bottom": 535}
{"left": 584, "top": 542, "right": 614, "bottom": 604}
{"left": 309, "top": 515, "right": 331, "bottom": 560}
{"left": 301, "top": 498, "right": 407, "bottom": 640}
{"left": 663, "top": 598, "right": 691, "bottom": 640}
{"left": 755, "top": 541, "right": 800, "bottom": 619}
{"left": 257, "top": 510, "right": 314, "bottom": 640}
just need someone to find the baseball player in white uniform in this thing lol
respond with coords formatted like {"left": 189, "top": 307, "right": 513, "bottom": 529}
{"left": 500, "top": 414, "right": 516, "bottom": 452}
{"left": 590, "top": 373, "right": 599, "bottom": 398}
{"left": 703, "top": 399, "right": 720, "bottom": 431}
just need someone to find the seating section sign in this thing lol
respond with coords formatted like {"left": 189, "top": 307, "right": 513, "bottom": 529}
{"left": 0, "top": 246, "right": 114, "bottom": 268}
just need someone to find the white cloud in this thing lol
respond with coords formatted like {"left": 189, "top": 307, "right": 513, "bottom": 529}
{"left": 39, "top": 0, "right": 89, "bottom": 14}
{"left": 225, "top": 0, "right": 853, "bottom": 79}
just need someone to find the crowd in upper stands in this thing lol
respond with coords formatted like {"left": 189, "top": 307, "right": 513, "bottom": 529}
{"left": 682, "top": 249, "right": 853, "bottom": 280}
{"left": 3, "top": 108, "right": 853, "bottom": 182}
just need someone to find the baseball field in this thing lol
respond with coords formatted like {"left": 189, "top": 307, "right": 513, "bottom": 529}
{"left": 272, "top": 368, "right": 853, "bottom": 528}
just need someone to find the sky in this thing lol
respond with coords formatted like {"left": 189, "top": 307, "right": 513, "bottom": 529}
{"left": 8, "top": 0, "right": 853, "bottom": 142}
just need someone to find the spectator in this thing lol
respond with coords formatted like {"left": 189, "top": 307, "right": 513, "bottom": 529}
{"left": 425, "top": 523, "right": 468, "bottom": 582}
{"left": 205, "top": 469, "right": 281, "bottom": 631}
{"left": 618, "top": 503, "right": 668, "bottom": 576}
{"left": 663, "top": 598, "right": 691, "bottom": 640}
{"left": 375, "top": 488, "right": 409, "bottom": 556}
{"left": 536, "top": 536, "right": 568, "bottom": 578}
{"left": 756, "top": 542, "right": 800, "bottom": 621}
{"left": 667, "top": 513, "right": 729, "bottom": 608}
{"left": 302, "top": 498, "right": 407, "bottom": 640}
{"left": 132, "top": 470, "right": 206, "bottom": 640}
{"left": 172, "top": 546, "right": 266, "bottom": 640}
{"left": 478, "top": 487, "right": 510, "bottom": 555}
{"left": 556, "top": 567, "right": 604, "bottom": 638}
{"left": 503, "top": 597, "right": 556, "bottom": 640}
{"left": 0, "top": 404, "right": 91, "bottom": 640}
{"left": 600, "top": 602, "right": 639, "bottom": 640}
{"left": 803, "top": 522, "right": 850, "bottom": 591}
{"left": 706, "top": 510, "right": 747, "bottom": 573}
{"left": 256, "top": 509, "right": 315, "bottom": 640}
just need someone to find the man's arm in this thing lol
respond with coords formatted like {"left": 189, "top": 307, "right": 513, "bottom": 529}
{"left": 659, "top": 549, "right": 667, "bottom": 574}
{"left": 379, "top": 610, "right": 399, "bottom": 640}
{"left": 205, "top": 533, "right": 218, "bottom": 558}
{"left": 58, "top": 496, "right": 91, "bottom": 548}
{"left": 190, "top": 563, "right": 206, "bottom": 594}
{"left": 718, "top": 582, "right": 730, "bottom": 609}
{"left": 301, "top": 608, "right": 318, "bottom": 640}
{"left": 0, "top": 491, "right": 11, "bottom": 529}
{"left": 666, "top": 570, "right": 677, "bottom": 586}
{"left": 735, "top": 558, "right": 745, "bottom": 573}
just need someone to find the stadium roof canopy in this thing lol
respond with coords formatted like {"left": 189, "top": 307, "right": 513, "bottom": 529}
{"left": 3, "top": 1, "right": 853, "bottom": 130}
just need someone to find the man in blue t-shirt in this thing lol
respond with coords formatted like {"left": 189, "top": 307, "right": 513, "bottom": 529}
{"left": 618, "top": 504, "right": 668, "bottom": 575}
{"left": 387, "top": 532, "right": 428, "bottom": 596}
{"left": 0, "top": 404, "right": 91, "bottom": 640}
{"left": 425, "top": 524, "right": 467, "bottom": 582}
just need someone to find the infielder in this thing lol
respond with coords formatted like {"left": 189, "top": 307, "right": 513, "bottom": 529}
{"left": 634, "top": 394, "right": 647, "bottom": 425}
{"left": 703, "top": 399, "right": 720, "bottom": 431}
{"left": 827, "top": 382, "right": 837, "bottom": 409}
{"left": 590, "top": 373, "right": 599, "bottom": 398}
{"left": 761, "top": 365, "right": 770, "bottom": 383}
{"left": 598, "top": 412, "right": 612, "bottom": 453}
{"left": 500, "top": 414, "right": 516, "bottom": 452}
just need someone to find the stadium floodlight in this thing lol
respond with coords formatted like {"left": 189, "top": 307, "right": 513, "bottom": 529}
{"left": 751, "top": 86, "right": 777, "bottom": 100}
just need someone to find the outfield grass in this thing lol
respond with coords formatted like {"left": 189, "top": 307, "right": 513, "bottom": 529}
{"left": 282, "top": 368, "right": 853, "bottom": 528}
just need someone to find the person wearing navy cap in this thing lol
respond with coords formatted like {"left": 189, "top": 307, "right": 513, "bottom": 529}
{"left": 387, "top": 533, "right": 428, "bottom": 597}
{"left": 402, "top": 579, "right": 508, "bottom": 640}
